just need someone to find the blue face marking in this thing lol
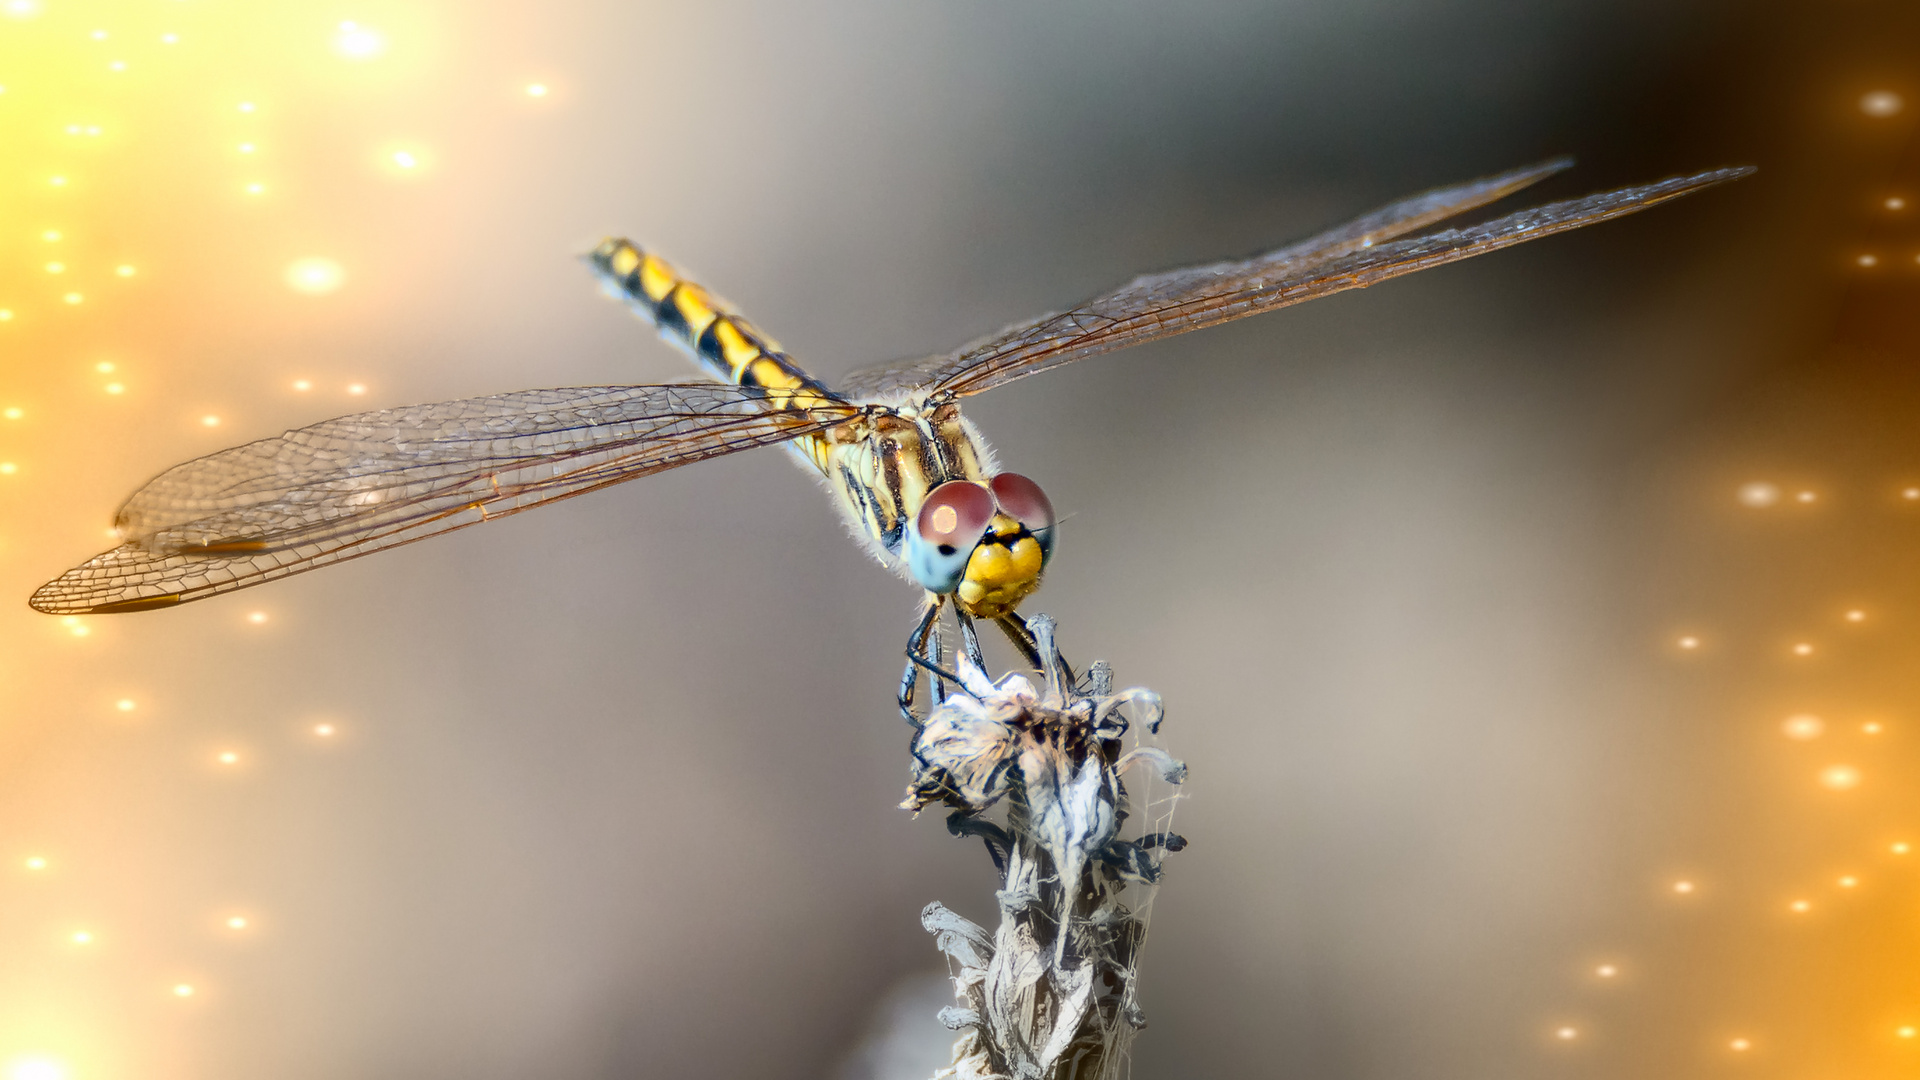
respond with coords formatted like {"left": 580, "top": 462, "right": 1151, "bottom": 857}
{"left": 905, "top": 520, "right": 977, "bottom": 593}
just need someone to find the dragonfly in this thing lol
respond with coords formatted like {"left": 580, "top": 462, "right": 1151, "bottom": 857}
{"left": 30, "top": 157, "right": 1750, "bottom": 719}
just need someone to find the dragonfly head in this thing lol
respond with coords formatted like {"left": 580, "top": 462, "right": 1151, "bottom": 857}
{"left": 906, "top": 473, "right": 1056, "bottom": 618}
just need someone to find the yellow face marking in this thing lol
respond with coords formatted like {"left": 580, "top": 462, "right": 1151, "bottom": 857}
{"left": 609, "top": 244, "right": 641, "bottom": 276}
{"left": 672, "top": 285, "right": 721, "bottom": 337}
{"left": 638, "top": 253, "right": 678, "bottom": 303}
{"left": 953, "top": 515, "right": 1045, "bottom": 618}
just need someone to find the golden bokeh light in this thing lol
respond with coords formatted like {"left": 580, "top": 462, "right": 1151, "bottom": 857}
{"left": 525, "top": 82, "right": 550, "bottom": 97}
{"left": 1737, "top": 481, "right": 1780, "bottom": 507}
{"left": 1837, "top": 875, "right": 1857, "bottom": 888}
{"left": 1781, "top": 713, "right": 1824, "bottom": 740}
{"left": 1595, "top": 963, "right": 1618, "bottom": 978}
{"left": 114, "top": 698, "right": 135, "bottom": 712}
{"left": 5, "top": 1059, "right": 69, "bottom": 1080}
{"left": 247, "top": 611, "right": 268, "bottom": 625}
{"left": 171, "top": 983, "right": 194, "bottom": 998}
{"left": 225, "top": 915, "right": 248, "bottom": 931}
{"left": 1788, "top": 899, "right": 1811, "bottom": 914}
{"left": 1791, "top": 642, "right": 1814, "bottom": 656}
{"left": 285, "top": 256, "right": 345, "bottom": 295}
{"left": 1672, "top": 879, "right": 1696, "bottom": 894}
{"left": 1554, "top": 1025, "right": 1578, "bottom": 1041}
{"left": 22, "top": 857, "right": 46, "bottom": 872}
{"left": 1859, "top": 89, "right": 1905, "bottom": 116}
{"left": 1819, "top": 764, "right": 1862, "bottom": 790}
{"left": 314, "top": 723, "right": 336, "bottom": 737}
{"left": 1729, "top": 1037, "right": 1752, "bottom": 1051}
{"left": 333, "top": 21, "right": 388, "bottom": 60}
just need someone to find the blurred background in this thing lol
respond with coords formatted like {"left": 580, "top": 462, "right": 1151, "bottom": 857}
{"left": 1, "top": 1, "right": 1917, "bottom": 1078}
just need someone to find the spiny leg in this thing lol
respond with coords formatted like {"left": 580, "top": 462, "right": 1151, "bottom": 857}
{"left": 900, "top": 602, "right": 970, "bottom": 725}
{"left": 953, "top": 609, "right": 986, "bottom": 672}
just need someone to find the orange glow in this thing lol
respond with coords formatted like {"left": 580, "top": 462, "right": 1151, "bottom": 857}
{"left": 1672, "top": 879, "right": 1695, "bottom": 894}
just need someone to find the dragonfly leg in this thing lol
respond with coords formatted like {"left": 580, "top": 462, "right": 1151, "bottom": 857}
{"left": 900, "top": 603, "right": 968, "bottom": 724}
{"left": 954, "top": 610, "right": 986, "bottom": 672}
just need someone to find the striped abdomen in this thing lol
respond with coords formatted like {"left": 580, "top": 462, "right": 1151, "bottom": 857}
{"left": 587, "top": 239, "right": 840, "bottom": 472}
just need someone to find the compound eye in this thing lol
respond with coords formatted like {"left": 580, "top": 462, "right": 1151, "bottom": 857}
{"left": 907, "top": 481, "right": 995, "bottom": 593}
{"left": 990, "top": 471, "right": 1056, "bottom": 567}
{"left": 918, "top": 481, "right": 995, "bottom": 548}
{"left": 989, "top": 472, "right": 1054, "bottom": 533}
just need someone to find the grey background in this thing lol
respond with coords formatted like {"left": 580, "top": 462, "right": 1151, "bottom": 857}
{"left": 5, "top": 1, "right": 1919, "bottom": 1078}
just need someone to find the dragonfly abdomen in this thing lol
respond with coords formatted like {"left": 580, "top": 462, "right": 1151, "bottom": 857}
{"left": 588, "top": 239, "right": 841, "bottom": 471}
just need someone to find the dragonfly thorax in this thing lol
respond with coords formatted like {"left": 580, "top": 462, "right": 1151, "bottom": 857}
{"left": 820, "top": 401, "right": 1054, "bottom": 618}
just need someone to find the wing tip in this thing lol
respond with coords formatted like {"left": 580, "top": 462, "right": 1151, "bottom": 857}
{"left": 28, "top": 581, "right": 185, "bottom": 615}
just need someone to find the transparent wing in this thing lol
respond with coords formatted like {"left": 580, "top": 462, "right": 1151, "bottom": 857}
{"left": 837, "top": 163, "right": 1752, "bottom": 402}
{"left": 31, "top": 383, "right": 861, "bottom": 615}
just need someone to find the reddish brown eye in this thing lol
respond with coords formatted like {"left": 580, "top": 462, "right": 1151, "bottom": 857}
{"left": 989, "top": 472, "right": 1054, "bottom": 532}
{"left": 917, "top": 481, "right": 994, "bottom": 549}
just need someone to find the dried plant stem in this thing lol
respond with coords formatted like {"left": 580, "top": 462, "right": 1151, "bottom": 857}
{"left": 902, "top": 615, "right": 1186, "bottom": 1080}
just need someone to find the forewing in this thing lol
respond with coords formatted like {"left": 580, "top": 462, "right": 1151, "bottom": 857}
{"left": 837, "top": 163, "right": 1750, "bottom": 401}
{"left": 31, "top": 383, "right": 859, "bottom": 615}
